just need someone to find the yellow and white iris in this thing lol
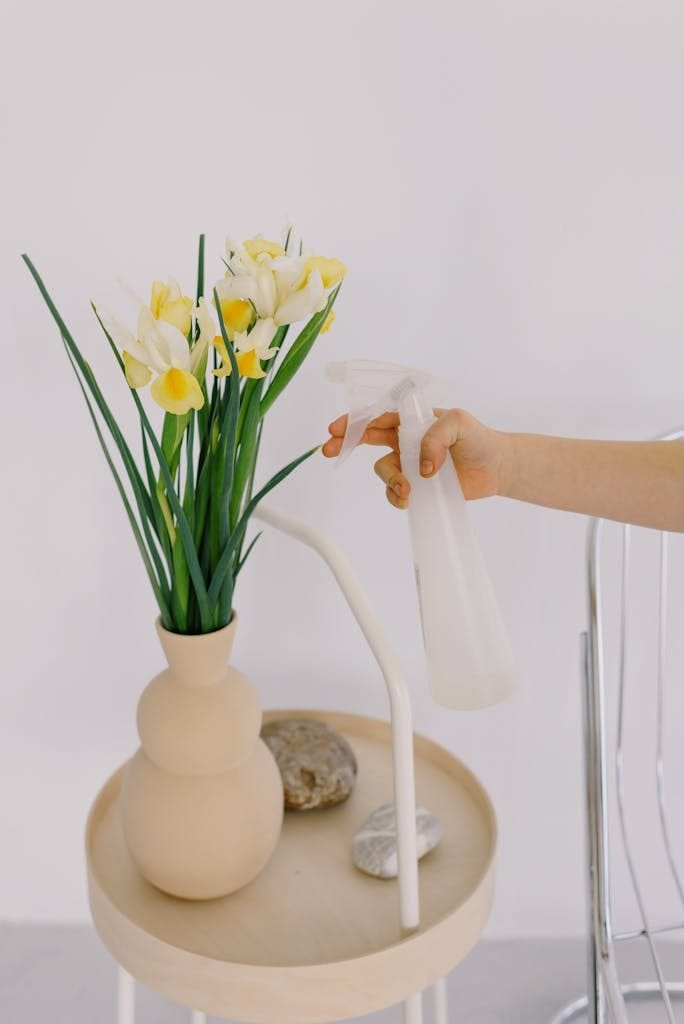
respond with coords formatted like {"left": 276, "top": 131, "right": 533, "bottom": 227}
{"left": 149, "top": 278, "right": 193, "bottom": 337}
{"left": 104, "top": 237, "right": 345, "bottom": 410}
{"left": 215, "top": 236, "right": 346, "bottom": 365}
{"left": 105, "top": 305, "right": 207, "bottom": 414}
{"left": 196, "top": 298, "right": 277, "bottom": 380}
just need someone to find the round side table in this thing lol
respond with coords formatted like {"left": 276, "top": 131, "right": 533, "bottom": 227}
{"left": 87, "top": 709, "right": 496, "bottom": 1024}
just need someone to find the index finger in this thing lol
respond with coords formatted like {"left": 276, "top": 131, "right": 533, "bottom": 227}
{"left": 327, "top": 410, "right": 400, "bottom": 437}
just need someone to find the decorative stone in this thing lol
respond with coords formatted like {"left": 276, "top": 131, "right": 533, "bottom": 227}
{"left": 260, "top": 718, "right": 358, "bottom": 811}
{"left": 352, "top": 803, "right": 442, "bottom": 879}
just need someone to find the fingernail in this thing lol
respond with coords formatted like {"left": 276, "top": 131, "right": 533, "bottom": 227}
{"left": 420, "top": 460, "right": 433, "bottom": 476}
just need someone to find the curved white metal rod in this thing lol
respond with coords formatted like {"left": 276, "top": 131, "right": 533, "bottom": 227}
{"left": 548, "top": 982, "right": 684, "bottom": 1024}
{"left": 253, "top": 502, "right": 420, "bottom": 934}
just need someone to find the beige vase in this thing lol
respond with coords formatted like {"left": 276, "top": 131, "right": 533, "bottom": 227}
{"left": 120, "top": 614, "right": 284, "bottom": 900}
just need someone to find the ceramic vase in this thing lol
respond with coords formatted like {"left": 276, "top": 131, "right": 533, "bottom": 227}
{"left": 120, "top": 614, "right": 283, "bottom": 900}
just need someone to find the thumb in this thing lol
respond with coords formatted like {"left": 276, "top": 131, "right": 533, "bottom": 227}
{"left": 420, "top": 410, "right": 466, "bottom": 477}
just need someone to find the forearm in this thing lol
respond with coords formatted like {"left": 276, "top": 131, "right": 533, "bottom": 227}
{"left": 500, "top": 433, "right": 684, "bottom": 532}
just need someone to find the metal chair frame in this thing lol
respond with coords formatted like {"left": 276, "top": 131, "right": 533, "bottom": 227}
{"left": 551, "top": 429, "right": 684, "bottom": 1023}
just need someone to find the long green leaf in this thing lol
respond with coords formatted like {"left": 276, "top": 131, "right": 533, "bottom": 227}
{"left": 260, "top": 285, "right": 341, "bottom": 419}
{"left": 181, "top": 413, "right": 196, "bottom": 577}
{"left": 195, "top": 233, "right": 211, "bottom": 452}
{"left": 229, "top": 379, "right": 263, "bottom": 532}
{"left": 234, "top": 416, "right": 264, "bottom": 569}
{"left": 195, "top": 233, "right": 205, "bottom": 307}
{"left": 212, "top": 292, "right": 241, "bottom": 621}
{"left": 140, "top": 424, "right": 173, "bottom": 564}
{"left": 235, "top": 378, "right": 259, "bottom": 449}
{"left": 171, "top": 531, "right": 190, "bottom": 632}
{"left": 235, "top": 529, "right": 262, "bottom": 578}
{"left": 85, "top": 290, "right": 212, "bottom": 631}
{"left": 213, "top": 296, "right": 240, "bottom": 495}
{"left": 161, "top": 412, "right": 190, "bottom": 472}
{"left": 61, "top": 343, "right": 172, "bottom": 625}
{"left": 193, "top": 448, "right": 213, "bottom": 552}
{"left": 23, "top": 259, "right": 174, "bottom": 613}
{"left": 132, "top": 398, "right": 212, "bottom": 632}
{"left": 207, "top": 444, "right": 318, "bottom": 608}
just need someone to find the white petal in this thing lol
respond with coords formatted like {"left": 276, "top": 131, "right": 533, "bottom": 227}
{"left": 137, "top": 308, "right": 178, "bottom": 372}
{"left": 254, "top": 267, "right": 277, "bottom": 318}
{"left": 100, "top": 311, "right": 136, "bottom": 351}
{"left": 235, "top": 317, "right": 277, "bottom": 356}
{"left": 166, "top": 276, "right": 183, "bottom": 299}
{"left": 215, "top": 274, "right": 259, "bottom": 305}
{"left": 225, "top": 237, "right": 258, "bottom": 276}
{"left": 102, "top": 310, "right": 155, "bottom": 370}
{"left": 117, "top": 278, "right": 147, "bottom": 313}
{"left": 196, "top": 297, "right": 217, "bottom": 345}
{"left": 271, "top": 254, "right": 305, "bottom": 305}
{"left": 136, "top": 308, "right": 167, "bottom": 371}
{"left": 154, "top": 318, "right": 192, "bottom": 369}
{"left": 189, "top": 334, "right": 209, "bottom": 373}
{"left": 274, "top": 269, "right": 326, "bottom": 325}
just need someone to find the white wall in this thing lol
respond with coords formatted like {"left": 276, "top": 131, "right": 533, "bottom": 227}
{"left": 3, "top": 0, "right": 684, "bottom": 937}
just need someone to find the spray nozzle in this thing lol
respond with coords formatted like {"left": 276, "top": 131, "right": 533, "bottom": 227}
{"left": 327, "top": 359, "right": 437, "bottom": 465}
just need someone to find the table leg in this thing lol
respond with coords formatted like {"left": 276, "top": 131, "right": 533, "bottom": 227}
{"left": 431, "top": 978, "right": 448, "bottom": 1024}
{"left": 117, "top": 967, "right": 135, "bottom": 1024}
{"left": 403, "top": 990, "right": 423, "bottom": 1024}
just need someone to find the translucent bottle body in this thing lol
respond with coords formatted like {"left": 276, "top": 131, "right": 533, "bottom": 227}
{"left": 398, "top": 420, "right": 516, "bottom": 709}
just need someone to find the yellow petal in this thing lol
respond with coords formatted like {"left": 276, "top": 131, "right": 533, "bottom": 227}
{"left": 123, "top": 351, "right": 152, "bottom": 388}
{"left": 320, "top": 309, "right": 335, "bottom": 334}
{"left": 302, "top": 256, "right": 346, "bottom": 289}
{"left": 211, "top": 336, "right": 234, "bottom": 378}
{"left": 244, "top": 236, "right": 286, "bottom": 260}
{"left": 158, "top": 296, "right": 193, "bottom": 337}
{"left": 236, "top": 348, "right": 266, "bottom": 379}
{"left": 150, "top": 280, "right": 169, "bottom": 320}
{"left": 150, "top": 368, "right": 205, "bottom": 414}
{"left": 218, "top": 298, "right": 254, "bottom": 339}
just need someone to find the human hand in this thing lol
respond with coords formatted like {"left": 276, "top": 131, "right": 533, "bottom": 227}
{"left": 322, "top": 408, "right": 508, "bottom": 510}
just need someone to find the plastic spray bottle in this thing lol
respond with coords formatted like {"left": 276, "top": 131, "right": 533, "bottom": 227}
{"left": 327, "top": 359, "right": 516, "bottom": 709}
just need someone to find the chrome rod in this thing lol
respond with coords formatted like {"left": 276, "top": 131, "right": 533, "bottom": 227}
{"left": 615, "top": 524, "right": 676, "bottom": 1022}
{"left": 580, "top": 627, "right": 602, "bottom": 1023}
{"left": 588, "top": 520, "right": 614, "bottom": 961}
{"left": 552, "top": 440, "right": 684, "bottom": 1024}
{"left": 549, "top": 983, "right": 684, "bottom": 1024}
{"left": 614, "top": 920, "right": 684, "bottom": 942}
{"left": 656, "top": 530, "right": 684, "bottom": 911}
{"left": 622, "top": 982, "right": 684, "bottom": 998}
{"left": 588, "top": 521, "right": 620, "bottom": 1022}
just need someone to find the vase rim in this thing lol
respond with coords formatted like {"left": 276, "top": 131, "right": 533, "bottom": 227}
{"left": 154, "top": 613, "right": 238, "bottom": 682}
{"left": 155, "top": 612, "right": 237, "bottom": 641}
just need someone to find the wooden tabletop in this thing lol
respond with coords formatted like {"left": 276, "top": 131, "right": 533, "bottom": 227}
{"left": 86, "top": 709, "right": 497, "bottom": 1023}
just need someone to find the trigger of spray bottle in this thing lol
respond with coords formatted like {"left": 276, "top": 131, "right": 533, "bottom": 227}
{"left": 327, "top": 359, "right": 517, "bottom": 710}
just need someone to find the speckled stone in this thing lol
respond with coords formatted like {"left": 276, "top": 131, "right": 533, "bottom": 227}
{"left": 352, "top": 803, "right": 442, "bottom": 879}
{"left": 260, "top": 718, "right": 358, "bottom": 811}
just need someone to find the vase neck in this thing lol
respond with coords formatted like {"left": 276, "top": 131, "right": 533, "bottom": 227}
{"left": 156, "top": 616, "right": 237, "bottom": 686}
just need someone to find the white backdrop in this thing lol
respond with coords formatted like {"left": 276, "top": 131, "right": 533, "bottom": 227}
{"left": 3, "top": 0, "right": 684, "bottom": 938}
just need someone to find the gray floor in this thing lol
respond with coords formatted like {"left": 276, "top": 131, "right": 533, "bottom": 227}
{"left": 0, "top": 925, "right": 682, "bottom": 1023}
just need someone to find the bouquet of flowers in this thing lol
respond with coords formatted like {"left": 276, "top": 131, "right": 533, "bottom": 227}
{"left": 23, "top": 231, "right": 345, "bottom": 635}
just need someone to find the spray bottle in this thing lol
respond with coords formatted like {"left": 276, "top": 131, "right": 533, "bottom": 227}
{"left": 327, "top": 359, "right": 516, "bottom": 709}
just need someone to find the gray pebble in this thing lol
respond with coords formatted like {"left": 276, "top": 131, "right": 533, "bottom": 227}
{"left": 352, "top": 803, "right": 442, "bottom": 878}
